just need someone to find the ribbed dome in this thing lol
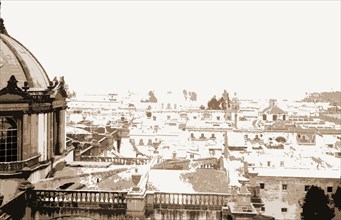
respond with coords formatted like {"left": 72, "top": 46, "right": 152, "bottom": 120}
{"left": 0, "top": 33, "right": 51, "bottom": 91}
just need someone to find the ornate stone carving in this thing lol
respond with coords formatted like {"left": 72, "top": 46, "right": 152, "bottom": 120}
{"left": 0, "top": 75, "right": 31, "bottom": 100}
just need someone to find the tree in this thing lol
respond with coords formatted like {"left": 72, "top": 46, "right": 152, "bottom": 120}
{"left": 301, "top": 185, "right": 334, "bottom": 220}
{"left": 141, "top": 91, "right": 157, "bottom": 103}
{"left": 220, "top": 97, "right": 227, "bottom": 110}
{"left": 183, "top": 90, "right": 188, "bottom": 101}
{"left": 207, "top": 96, "right": 220, "bottom": 110}
{"left": 332, "top": 186, "right": 341, "bottom": 211}
{"left": 148, "top": 91, "right": 157, "bottom": 103}
{"left": 222, "top": 89, "right": 231, "bottom": 108}
{"left": 189, "top": 91, "right": 197, "bottom": 101}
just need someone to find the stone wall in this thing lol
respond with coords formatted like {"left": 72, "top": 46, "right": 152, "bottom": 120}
{"left": 254, "top": 175, "right": 340, "bottom": 219}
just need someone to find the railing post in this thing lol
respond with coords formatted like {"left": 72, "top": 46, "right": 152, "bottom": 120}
{"left": 126, "top": 168, "right": 147, "bottom": 218}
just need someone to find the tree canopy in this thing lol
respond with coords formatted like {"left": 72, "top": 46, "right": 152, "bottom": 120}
{"left": 301, "top": 185, "right": 334, "bottom": 220}
{"left": 207, "top": 90, "right": 231, "bottom": 110}
{"left": 332, "top": 186, "right": 341, "bottom": 211}
{"left": 141, "top": 90, "right": 157, "bottom": 103}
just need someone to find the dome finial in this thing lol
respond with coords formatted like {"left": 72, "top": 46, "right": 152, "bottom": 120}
{"left": 0, "top": 1, "right": 8, "bottom": 35}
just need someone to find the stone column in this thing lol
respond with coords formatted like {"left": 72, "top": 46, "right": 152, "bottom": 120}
{"left": 53, "top": 111, "right": 59, "bottom": 155}
{"left": 223, "top": 131, "right": 229, "bottom": 159}
{"left": 58, "top": 109, "right": 66, "bottom": 154}
{"left": 22, "top": 114, "right": 31, "bottom": 160}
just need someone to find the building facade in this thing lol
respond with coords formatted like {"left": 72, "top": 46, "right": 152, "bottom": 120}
{"left": 0, "top": 17, "right": 68, "bottom": 180}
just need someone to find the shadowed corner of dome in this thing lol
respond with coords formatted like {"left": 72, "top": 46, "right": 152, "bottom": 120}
{"left": 0, "top": 18, "right": 8, "bottom": 35}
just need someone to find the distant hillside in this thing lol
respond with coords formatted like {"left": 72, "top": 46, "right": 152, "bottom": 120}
{"left": 303, "top": 91, "right": 341, "bottom": 106}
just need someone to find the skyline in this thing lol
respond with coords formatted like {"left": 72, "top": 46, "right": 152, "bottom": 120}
{"left": 1, "top": 0, "right": 340, "bottom": 100}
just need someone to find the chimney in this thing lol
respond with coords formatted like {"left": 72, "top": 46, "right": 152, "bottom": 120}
{"left": 269, "top": 99, "right": 277, "bottom": 108}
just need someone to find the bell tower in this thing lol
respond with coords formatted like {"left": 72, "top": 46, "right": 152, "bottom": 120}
{"left": 231, "top": 92, "right": 240, "bottom": 128}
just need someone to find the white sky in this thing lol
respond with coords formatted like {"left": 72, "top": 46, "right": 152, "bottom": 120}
{"left": 1, "top": 0, "right": 340, "bottom": 101}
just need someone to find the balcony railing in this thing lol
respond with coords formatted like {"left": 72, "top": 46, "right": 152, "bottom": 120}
{"left": 0, "top": 154, "right": 41, "bottom": 172}
{"left": 154, "top": 192, "right": 229, "bottom": 210}
{"left": 80, "top": 156, "right": 150, "bottom": 165}
{"left": 30, "top": 189, "right": 127, "bottom": 210}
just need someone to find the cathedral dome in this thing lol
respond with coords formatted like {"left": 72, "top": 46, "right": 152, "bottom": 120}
{"left": 0, "top": 21, "right": 51, "bottom": 91}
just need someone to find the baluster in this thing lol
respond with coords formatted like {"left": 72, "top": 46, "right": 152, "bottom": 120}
{"left": 90, "top": 192, "right": 94, "bottom": 203}
{"left": 89, "top": 193, "right": 92, "bottom": 202}
{"left": 99, "top": 192, "right": 102, "bottom": 202}
{"left": 120, "top": 193, "right": 124, "bottom": 203}
{"left": 44, "top": 191, "right": 49, "bottom": 202}
{"left": 69, "top": 192, "right": 76, "bottom": 202}
{"left": 121, "top": 193, "right": 127, "bottom": 204}
{"left": 109, "top": 193, "right": 113, "bottom": 203}
{"left": 96, "top": 193, "right": 100, "bottom": 202}
{"left": 114, "top": 194, "right": 118, "bottom": 203}
{"left": 104, "top": 192, "right": 108, "bottom": 203}
{"left": 156, "top": 194, "right": 160, "bottom": 204}
{"left": 52, "top": 192, "right": 57, "bottom": 203}
{"left": 76, "top": 192, "right": 80, "bottom": 202}
{"left": 59, "top": 191, "right": 64, "bottom": 202}
{"left": 170, "top": 194, "right": 173, "bottom": 204}
{"left": 71, "top": 192, "right": 75, "bottom": 202}
{"left": 160, "top": 194, "right": 164, "bottom": 204}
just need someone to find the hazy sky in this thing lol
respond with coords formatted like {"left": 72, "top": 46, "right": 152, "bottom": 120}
{"left": 1, "top": 0, "right": 340, "bottom": 100}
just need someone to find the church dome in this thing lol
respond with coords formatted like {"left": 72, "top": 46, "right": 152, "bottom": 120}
{"left": 0, "top": 20, "right": 51, "bottom": 91}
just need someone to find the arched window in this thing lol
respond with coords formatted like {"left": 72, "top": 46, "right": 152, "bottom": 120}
{"left": 273, "top": 114, "right": 277, "bottom": 121}
{"left": 0, "top": 117, "right": 18, "bottom": 162}
{"left": 283, "top": 115, "right": 286, "bottom": 120}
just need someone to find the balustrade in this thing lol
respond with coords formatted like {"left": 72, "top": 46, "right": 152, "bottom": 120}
{"left": 80, "top": 156, "right": 150, "bottom": 165}
{"left": 30, "top": 190, "right": 127, "bottom": 209}
{"left": 154, "top": 192, "right": 228, "bottom": 210}
{"left": 0, "top": 154, "right": 41, "bottom": 172}
{"left": 199, "top": 163, "right": 217, "bottom": 169}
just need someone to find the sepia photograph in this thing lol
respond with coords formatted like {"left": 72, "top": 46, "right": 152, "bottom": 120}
{"left": 0, "top": 0, "right": 340, "bottom": 219}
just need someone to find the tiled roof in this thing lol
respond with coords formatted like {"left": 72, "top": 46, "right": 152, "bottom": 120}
{"left": 261, "top": 106, "right": 285, "bottom": 114}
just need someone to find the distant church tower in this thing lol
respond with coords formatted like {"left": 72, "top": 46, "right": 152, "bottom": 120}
{"left": 231, "top": 93, "right": 240, "bottom": 128}
{"left": 0, "top": 8, "right": 68, "bottom": 180}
